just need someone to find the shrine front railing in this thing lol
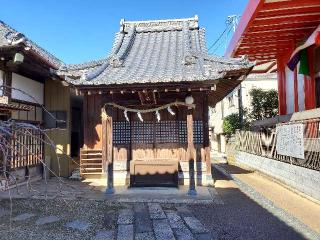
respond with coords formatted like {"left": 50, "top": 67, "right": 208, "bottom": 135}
{"left": 235, "top": 119, "right": 320, "bottom": 171}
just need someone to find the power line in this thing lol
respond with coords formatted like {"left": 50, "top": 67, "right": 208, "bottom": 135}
{"left": 207, "top": 15, "right": 240, "bottom": 55}
{"left": 207, "top": 24, "right": 232, "bottom": 52}
{"left": 209, "top": 25, "right": 233, "bottom": 54}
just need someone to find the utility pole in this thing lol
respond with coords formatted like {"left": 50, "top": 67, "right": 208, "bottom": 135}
{"left": 226, "top": 15, "right": 243, "bottom": 127}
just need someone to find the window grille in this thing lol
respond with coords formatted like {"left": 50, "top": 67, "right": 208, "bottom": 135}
{"left": 113, "top": 121, "right": 131, "bottom": 144}
{"left": 113, "top": 120, "right": 203, "bottom": 145}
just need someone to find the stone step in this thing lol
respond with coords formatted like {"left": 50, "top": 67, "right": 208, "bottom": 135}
{"left": 117, "top": 224, "right": 134, "bottom": 240}
{"left": 117, "top": 208, "right": 134, "bottom": 225}
{"left": 148, "top": 203, "right": 166, "bottom": 220}
{"left": 153, "top": 219, "right": 175, "bottom": 240}
{"left": 183, "top": 216, "right": 209, "bottom": 234}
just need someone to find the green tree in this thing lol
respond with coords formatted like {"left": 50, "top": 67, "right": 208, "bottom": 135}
{"left": 248, "top": 88, "right": 278, "bottom": 121}
{"left": 223, "top": 113, "right": 242, "bottom": 137}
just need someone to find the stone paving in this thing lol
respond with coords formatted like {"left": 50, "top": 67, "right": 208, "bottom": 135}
{"left": 0, "top": 203, "right": 214, "bottom": 240}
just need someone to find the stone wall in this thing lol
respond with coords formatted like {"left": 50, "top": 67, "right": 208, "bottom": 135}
{"left": 1, "top": 165, "right": 43, "bottom": 189}
{"left": 235, "top": 151, "right": 320, "bottom": 201}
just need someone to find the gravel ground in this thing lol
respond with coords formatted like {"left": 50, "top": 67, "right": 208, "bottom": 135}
{"left": 0, "top": 199, "right": 125, "bottom": 240}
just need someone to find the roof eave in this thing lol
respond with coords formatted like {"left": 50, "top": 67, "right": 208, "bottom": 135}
{"left": 0, "top": 43, "right": 61, "bottom": 69}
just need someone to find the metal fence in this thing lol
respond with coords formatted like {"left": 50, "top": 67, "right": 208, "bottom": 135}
{"left": 235, "top": 119, "right": 320, "bottom": 171}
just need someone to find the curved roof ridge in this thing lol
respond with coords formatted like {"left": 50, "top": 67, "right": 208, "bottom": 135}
{"left": 63, "top": 58, "right": 108, "bottom": 71}
{"left": 182, "top": 21, "right": 196, "bottom": 65}
{"left": 123, "top": 15, "right": 198, "bottom": 27}
{"left": 122, "top": 15, "right": 199, "bottom": 32}
{"left": 109, "top": 26, "right": 136, "bottom": 68}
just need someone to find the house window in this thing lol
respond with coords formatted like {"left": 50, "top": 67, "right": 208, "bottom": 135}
{"left": 228, "top": 96, "right": 234, "bottom": 107}
{"left": 11, "top": 101, "right": 43, "bottom": 123}
{"left": 44, "top": 111, "right": 67, "bottom": 129}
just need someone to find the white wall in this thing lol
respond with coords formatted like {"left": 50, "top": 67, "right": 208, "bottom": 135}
{"left": 285, "top": 67, "right": 295, "bottom": 114}
{"left": 210, "top": 73, "right": 278, "bottom": 135}
{"left": 242, "top": 74, "right": 278, "bottom": 110}
{"left": 11, "top": 73, "right": 44, "bottom": 104}
{"left": 0, "top": 70, "right": 3, "bottom": 96}
{"left": 297, "top": 63, "right": 305, "bottom": 111}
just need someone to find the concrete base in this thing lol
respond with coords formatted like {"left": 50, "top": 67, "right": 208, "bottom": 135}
{"left": 178, "top": 162, "right": 213, "bottom": 186}
{"left": 105, "top": 188, "right": 115, "bottom": 194}
{"left": 113, "top": 172, "right": 130, "bottom": 186}
{"left": 178, "top": 173, "right": 214, "bottom": 186}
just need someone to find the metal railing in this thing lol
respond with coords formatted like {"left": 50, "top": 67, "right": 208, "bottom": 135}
{"left": 235, "top": 119, "right": 320, "bottom": 171}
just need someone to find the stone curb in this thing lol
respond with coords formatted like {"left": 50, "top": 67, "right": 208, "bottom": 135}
{"left": 214, "top": 164, "right": 320, "bottom": 240}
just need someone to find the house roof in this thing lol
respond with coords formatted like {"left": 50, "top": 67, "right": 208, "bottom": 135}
{"left": 226, "top": 0, "right": 320, "bottom": 61}
{"left": 0, "top": 21, "right": 63, "bottom": 69}
{"left": 58, "top": 16, "right": 254, "bottom": 86}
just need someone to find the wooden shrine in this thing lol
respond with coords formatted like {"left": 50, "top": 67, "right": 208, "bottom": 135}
{"left": 57, "top": 16, "right": 254, "bottom": 189}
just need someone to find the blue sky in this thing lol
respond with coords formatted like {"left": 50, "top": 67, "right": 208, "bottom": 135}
{"left": 1, "top": 0, "right": 248, "bottom": 64}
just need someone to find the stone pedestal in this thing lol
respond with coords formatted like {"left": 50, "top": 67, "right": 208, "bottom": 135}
{"left": 113, "top": 161, "right": 130, "bottom": 186}
{"left": 178, "top": 162, "right": 214, "bottom": 186}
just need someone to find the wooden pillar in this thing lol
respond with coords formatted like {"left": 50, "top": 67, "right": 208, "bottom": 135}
{"left": 102, "top": 108, "right": 107, "bottom": 174}
{"left": 187, "top": 107, "right": 196, "bottom": 195}
{"left": 102, "top": 105, "right": 114, "bottom": 194}
{"left": 203, "top": 94, "right": 214, "bottom": 186}
{"left": 83, "top": 94, "right": 88, "bottom": 148}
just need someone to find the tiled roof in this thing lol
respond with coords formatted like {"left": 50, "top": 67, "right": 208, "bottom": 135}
{"left": 0, "top": 21, "right": 62, "bottom": 69}
{"left": 56, "top": 59, "right": 108, "bottom": 78}
{"left": 58, "top": 16, "right": 254, "bottom": 86}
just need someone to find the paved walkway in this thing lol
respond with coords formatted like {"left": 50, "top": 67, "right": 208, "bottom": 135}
{"left": 0, "top": 202, "right": 214, "bottom": 240}
{"left": 214, "top": 162, "right": 320, "bottom": 236}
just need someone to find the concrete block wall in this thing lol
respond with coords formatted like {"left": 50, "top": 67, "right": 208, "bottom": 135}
{"left": 236, "top": 151, "right": 320, "bottom": 201}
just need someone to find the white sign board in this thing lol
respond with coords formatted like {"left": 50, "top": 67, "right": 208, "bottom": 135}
{"left": 0, "top": 96, "right": 8, "bottom": 104}
{"left": 276, "top": 124, "right": 304, "bottom": 159}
